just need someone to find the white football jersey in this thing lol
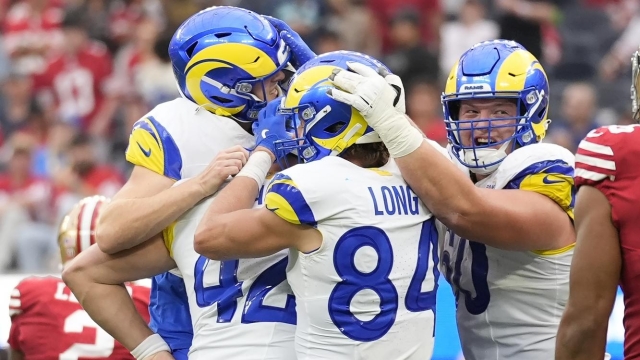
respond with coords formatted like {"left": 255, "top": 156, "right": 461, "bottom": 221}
{"left": 440, "top": 143, "right": 575, "bottom": 360}
{"left": 123, "top": 97, "right": 258, "bottom": 354}
{"left": 125, "top": 97, "right": 255, "bottom": 180}
{"left": 165, "top": 179, "right": 296, "bottom": 360}
{"left": 264, "top": 156, "right": 441, "bottom": 360}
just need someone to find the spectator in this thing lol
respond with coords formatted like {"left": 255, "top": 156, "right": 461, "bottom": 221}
{"left": 313, "top": 26, "right": 344, "bottom": 54}
{"left": 109, "top": 0, "right": 165, "bottom": 49}
{"left": 2, "top": 0, "right": 64, "bottom": 75}
{"left": 78, "top": 0, "right": 115, "bottom": 51}
{"left": 53, "top": 133, "right": 124, "bottom": 203}
{"left": 273, "top": 0, "right": 321, "bottom": 41}
{"left": 600, "top": 10, "right": 640, "bottom": 81}
{"left": 159, "top": 0, "right": 200, "bottom": 32}
{"left": 324, "top": 0, "right": 381, "bottom": 57}
{"left": 32, "top": 6, "right": 118, "bottom": 137}
{"left": 546, "top": 82, "right": 601, "bottom": 152}
{"left": 440, "top": 0, "right": 499, "bottom": 77}
{"left": 0, "top": 134, "right": 55, "bottom": 272}
{"left": 32, "top": 120, "right": 77, "bottom": 180}
{"left": 496, "top": 0, "right": 563, "bottom": 62}
{"left": 0, "top": 71, "right": 36, "bottom": 142}
{"left": 367, "top": 0, "right": 442, "bottom": 52}
{"left": 384, "top": 8, "right": 439, "bottom": 86}
{"left": 133, "top": 34, "right": 180, "bottom": 110}
{"left": 406, "top": 80, "right": 448, "bottom": 147}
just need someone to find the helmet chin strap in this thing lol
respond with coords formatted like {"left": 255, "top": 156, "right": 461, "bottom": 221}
{"left": 463, "top": 140, "right": 511, "bottom": 175}
{"left": 329, "top": 123, "right": 363, "bottom": 156}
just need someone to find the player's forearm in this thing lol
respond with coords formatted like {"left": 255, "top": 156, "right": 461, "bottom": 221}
{"left": 97, "top": 179, "right": 207, "bottom": 253}
{"left": 70, "top": 280, "right": 153, "bottom": 350}
{"left": 194, "top": 177, "right": 259, "bottom": 258}
{"left": 63, "top": 240, "right": 173, "bottom": 351}
{"left": 195, "top": 208, "right": 281, "bottom": 260}
{"left": 555, "top": 312, "right": 609, "bottom": 360}
{"left": 395, "top": 142, "right": 482, "bottom": 232}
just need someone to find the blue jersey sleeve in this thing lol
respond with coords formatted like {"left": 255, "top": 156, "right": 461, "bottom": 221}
{"left": 149, "top": 272, "right": 193, "bottom": 353}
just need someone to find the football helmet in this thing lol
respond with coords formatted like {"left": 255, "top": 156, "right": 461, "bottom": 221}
{"left": 442, "top": 40, "right": 550, "bottom": 174}
{"left": 631, "top": 48, "right": 640, "bottom": 121}
{"left": 58, "top": 196, "right": 109, "bottom": 264}
{"left": 274, "top": 51, "right": 388, "bottom": 163}
{"left": 169, "top": 6, "right": 291, "bottom": 122}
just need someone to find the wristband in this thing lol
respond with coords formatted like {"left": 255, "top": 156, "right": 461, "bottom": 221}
{"left": 374, "top": 113, "right": 424, "bottom": 158}
{"left": 131, "top": 334, "right": 170, "bottom": 360}
{"left": 236, "top": 151, "right": 272, "bottom": 186}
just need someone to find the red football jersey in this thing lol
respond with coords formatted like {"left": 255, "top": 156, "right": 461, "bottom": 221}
{"left": 8, "top": 276, "right": 150, "bottom": 359}
{"left": 32, "top": 41, "right": 113, "bottom": 130}
{"left": 574, "top": 124, "right": 640, "bottom": 358}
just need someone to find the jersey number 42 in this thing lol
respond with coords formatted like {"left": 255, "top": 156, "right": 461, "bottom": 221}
{"left": 193, "top": 256, "right": 296, "bottom": 325}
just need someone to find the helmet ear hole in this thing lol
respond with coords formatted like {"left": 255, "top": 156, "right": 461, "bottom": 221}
{"left": 324, "top": 121, "right": 347, "bottom": 134}
{"left": 537, "top": 106, "right": 547, "bottom": 120}
{"left": 516, "top": 99, "right": 527, "bottom": 116}
{"left": 447, "top": 101, "right": 461, "bottom": 121}
{"left": 212, "top": 95, "right": 234, "bottom": 104}
{"left": 186, "top": 41, "right": 198, "bottom": 58}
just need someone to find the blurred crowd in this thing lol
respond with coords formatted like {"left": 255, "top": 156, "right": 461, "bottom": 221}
{"left": 0, "top": 0, "right": 637, "bottom": 273}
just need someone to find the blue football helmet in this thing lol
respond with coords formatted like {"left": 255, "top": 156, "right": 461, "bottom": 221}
{"left": 274, "top": 51, "right": 389, "bottom": 163}
{"left": 442, "top": 40, "right": 551, "bottom": 174}
{"left": 169, "top": 6, "right": 292, "bottom": 122}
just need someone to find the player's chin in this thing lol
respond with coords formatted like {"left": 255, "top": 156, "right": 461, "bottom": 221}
{"left": 268, "top": 87, "right": 280, "bottom": 101}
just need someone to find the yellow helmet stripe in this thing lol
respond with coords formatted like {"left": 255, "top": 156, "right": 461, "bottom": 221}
{"left": 495, "top": 50, "right": 547, "bottom": 91}
{"left": 284, "top": 65, "right": 337, "bottom": 108}
{"left": 186, "top": 43, "right": 278, "bottom": 78}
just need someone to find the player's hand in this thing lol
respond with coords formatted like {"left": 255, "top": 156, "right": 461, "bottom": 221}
{"left": 377, "top": 67, "right": 406, "bottom": 114}
{"left": 194, "top": 145, "right": 249, "bottom": 196}
{"left": 144, "top": 351, "right": 174, "bottom": 360}
{"left": 263, "top": 15, "right": 316, "bottom": 69}
{"left": 328, "top": 61, "right": 404, "bottom": 129}
{"left": 252, "top": 97, "right": 292, "bottom": 162}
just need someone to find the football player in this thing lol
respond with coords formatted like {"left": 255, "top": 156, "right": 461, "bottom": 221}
{"left": 329, "top": 40, "right": 576, "bottom": 359}
{"left": 193, "top": 51, "right": 441, "bottom": 360}
{"left": 62, "top": 109, "right": 297, "bottom": 359}
{"left": 8, "top": 196, "right": 150, "bottom": 360}
{"left": 63, "top": 6, "right": 315, "bottom": 359}
{"left": 555, "top": 49, "right": 640, "bottom": 359}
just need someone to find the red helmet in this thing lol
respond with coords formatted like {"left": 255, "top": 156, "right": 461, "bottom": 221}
{"left": 58, "top": 196, "right": 109, "bottom": 264}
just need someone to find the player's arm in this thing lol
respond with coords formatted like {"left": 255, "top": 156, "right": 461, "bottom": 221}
{"left": 195, "top": 101, "right": 314, "bottom": 258}
{"left": 96, "top": 127, "right": 248, "bottom": 254}
{"left": 329, "top": 63, "right": 574, "bottom": 251}
{"left": 62, "top": 234, "right": 175, "bottom": 352}
{"left": 195, "top": 206, "right": 320, "bottom": 260}
{"left": 556, "top": 185, "right": 620, "bottom": 359}
{"left": 195, "top": 170, "right": 322, "bottom": 259}
{"left": 194, "top": 157, "right": 266, "bottom": 258}
{"left": 393, "top": 141, "right": 575, "bottom": 251}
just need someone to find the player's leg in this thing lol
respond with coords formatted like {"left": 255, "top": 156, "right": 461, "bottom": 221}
{"left": 63, "top": 234, "right": 175, "bottom": 352}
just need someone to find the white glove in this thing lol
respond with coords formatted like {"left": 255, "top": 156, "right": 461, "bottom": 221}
{"left": 328, "top": 62, "right": 401, "bottom": 125}
{"left": 378, "top": 67, "right": 406, "bottom": 114}
{"left": 328, "top": 61, "right": 422, "bottom": 158}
